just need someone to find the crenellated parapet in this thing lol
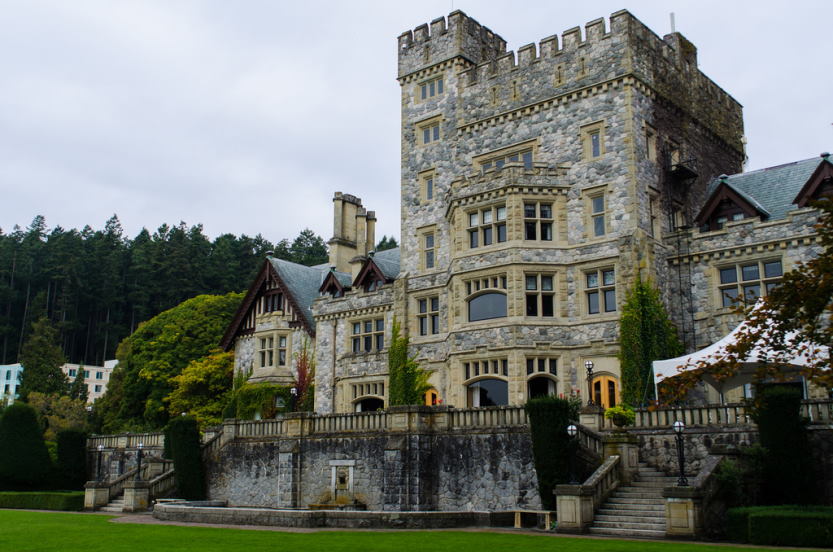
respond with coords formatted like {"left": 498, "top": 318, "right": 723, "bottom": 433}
{"left": 397, "top": 10, "right": 506, "bottom": 78}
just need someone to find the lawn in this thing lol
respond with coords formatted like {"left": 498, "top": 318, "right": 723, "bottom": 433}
{"left": 0, "top": 510, "right": 803, "bottom": 552}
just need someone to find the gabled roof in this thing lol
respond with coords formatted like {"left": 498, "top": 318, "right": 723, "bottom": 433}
{"left": 219, "top": 256, "right": 330, "bottom": 350}
{"left": 369, "top": 247, "right": 400, "bottom": 280}
{"left": 318, "top": 268, "right": 352, "bottom": 294}
{"left": 793, "top": 154, "right": 833, "bottom": 208}
{"left": 700, "top": 156, "right": 825, "bottom": 223}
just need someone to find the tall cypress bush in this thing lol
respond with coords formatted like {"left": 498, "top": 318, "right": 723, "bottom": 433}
{"left": 56, "top": 429, "right": 88, "bottom": 490}
{"left": 166, "top": 415, "right": 205, "bottom": 500}
{"left": 524, "top": 396, "right": 575, "bottom": 510}
{"left": 388, "top": 319, "right": 430, "bottom": 406}
{"left": 0, "top": 403, "right": 53, "bottom": 490}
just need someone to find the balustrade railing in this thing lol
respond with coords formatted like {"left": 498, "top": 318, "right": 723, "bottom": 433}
{"left": 312, "top": 410, "right": 388, "bottom": 433}
{"left": 448, "top": 405, "right": 528, "bottom": 429}
{"left": 586, "top": 455, "right": 620, "bottom": 511}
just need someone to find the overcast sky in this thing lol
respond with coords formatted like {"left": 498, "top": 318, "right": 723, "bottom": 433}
{"left": 2, "top": 0, "right": 830, "bottom": 244}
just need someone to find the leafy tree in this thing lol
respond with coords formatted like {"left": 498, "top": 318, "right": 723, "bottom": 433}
{"left": 293, "top": 338, "right": 315, "bottom": 412}
{"left": 289, "top": 228, "right": 328, "bottom": 266}
{"left": 670, "top": 199, "right": 833, "bottom": 399}
{"left": 618, "top": 277, "right": 683, "bottom": 405}
{"left": 18, "top": 317, "right": 67, "bottom": 400}
{"left": 387, "top": 320, "right": 430, "bottom": 406}
{"left": 167, "top": 350, "right": 234, "bottom": 429}
{"left": 165, "top": 415, "right": 205, "bottom": 500}
{"left": 26, "top": 392, "right": 88, "bottom": 441}
{"left": 97, "top": 292, "right": 242, "bottom": 432}
{"left": 376, "top": 235, "right": 398, "bottom": 251}
{"left": 68, "top": 370, "right": 88, "bottom": 403}
{"left": 0, "top": 403, "right": 53, "bottom": 490}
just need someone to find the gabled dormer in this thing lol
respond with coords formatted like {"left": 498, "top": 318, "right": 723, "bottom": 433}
{"left": 695, "top": 175, "right": 769, "bottom": 231}
{"left": 352, "top": 248, "right": 401, "bottom": 292}
{"left": 793, "top": 153, "right": 833, "bottom": 208}
{"left": 319, "top": 268, "right": 352, "bottom": 298}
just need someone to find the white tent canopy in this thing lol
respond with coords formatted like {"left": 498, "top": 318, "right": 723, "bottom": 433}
{"left": 652, "top": 317, "right": 825, "bottom": 398}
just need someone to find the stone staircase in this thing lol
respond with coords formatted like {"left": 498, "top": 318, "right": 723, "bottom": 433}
{"left": 589, "top": 462, "right": 674, "bottom": 539}
{"left": 99, "top": 494, "right": 125, "bottom": 513}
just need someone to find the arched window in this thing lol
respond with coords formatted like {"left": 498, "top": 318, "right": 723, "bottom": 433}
{"left": 355, "top": 397, "right": 384, "bottom": 412}
{"left": 527, "top": 376, "right": 556, "bottom": 399}
{"left": 466, "top": 378, "right": 508, "bottom": 407}
{"left": 468, "top": 292, "right": 507, "bottom": 322}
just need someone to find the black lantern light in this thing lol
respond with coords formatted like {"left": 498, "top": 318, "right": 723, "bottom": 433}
{"left": 135, "top": 443, "right": 144, "bottom": 482}
{"left": 290, "top": 387, "right": 298, "bottom": 412}
{"left": 566, "top": 424, "right": 579, "bottom": 484}
{"left": 673, "top": 420, "right": 688, "bottom": 486}
{"left": 584, "top": 360, "right": 595, "bottom": 406}
{"left": 97, "top": 444, "right": 104, "bottom": 482}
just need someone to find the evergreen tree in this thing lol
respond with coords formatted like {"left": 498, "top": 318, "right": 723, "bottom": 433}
{"left": 0, "top": 403, "right": 53, "bottom": 490}
{"left": 387, "top": 320, "right": 430, "bottom": 406}
{"left": 19, "top": 317, "right": 68, "bottom": 400}
{"left": 376, "top": 235, "right": 398, "bottom": 251}
{"left": 289, "top": 229, "right": 328, "bottom": 266}
{"left": 68, "top": 369, "right": 88, "bottom": 403}
{"left": 618, "top": 277, "right": 683, "bottom": 406}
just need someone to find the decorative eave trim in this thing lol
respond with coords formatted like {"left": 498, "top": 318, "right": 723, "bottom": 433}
{"left": 793, "top": 158, "right": 833, "bottom": 208}
{"left": 667, "top": 233, "right": 821, "bottom": 266}
{"left": 219, "top": 260, "right": 271, "bottom": 351}
{"left": 694, "top": 182, "right": 765, "bottom": 227}
{"left": 314, "top": 303, "right": 393, "bottom": 322}
{"left": 398, "top": 58, "right": 462, "bottom": 84}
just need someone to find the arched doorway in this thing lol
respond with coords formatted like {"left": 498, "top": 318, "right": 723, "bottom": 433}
{"left": 466, "top": 378, "right": 508, "bottom": 407}
{"left": 424, "top": 388, "right": 439, "bottom": 405}
{"left": 527, "top": 376, "right": 556, "bottom": 399}
{"left": 592, "top": 376, "right": 619, "bottom": 409}
{"left": 354, "top": 397, "right": 384, "bottom": 412}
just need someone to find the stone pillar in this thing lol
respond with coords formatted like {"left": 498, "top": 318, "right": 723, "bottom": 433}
{"left": 83, "top": 481, "right": 110, "bottom": 511}
{"left": 579, "top": 405, "right": 603, "bottom": 432}
{"left": 602, "top": 432, "right": 640, "bottom": 484}
{"left": 383, "top": 435, "right": 407, "bottom": 511}
{"left": 277, "top": 441, "right": 300, "bottom": 508}
{"left": 123, "top": 481, "right": 150, "bottom": 512}
{"left": 283, "top": 412, "right": 313, "bottom": 437}
{"left": 221, "top": 418, "right": 238, "bottom": 448}
{"left": 554, "top": 484, "right": 594, "bottom": 533}
{"left": 387, "top": 405, "right": 432, "bottom": 433}
{"left": 663, "top": 486, "right": 703, "bottom": 538}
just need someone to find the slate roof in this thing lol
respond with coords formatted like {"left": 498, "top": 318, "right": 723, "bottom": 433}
{"left": 370, "top": 247, "right": 400, "bottom": 280}
{"left": 268, "top": 257, "right": 330, "bottom": 328}
{"left": 706, "top": 156, "right": 824, "bottom": 221}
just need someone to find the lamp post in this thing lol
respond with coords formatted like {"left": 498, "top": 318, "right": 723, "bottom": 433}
{"left": 135, "top": 443, "right": 144, "bottom": 482}
{"left": 97, "top": 444, "right": 104, "bottom": 482}
{"left": 673, "top": 420, "right": 688, "bottom": 486}
{"left": 566, "top": 424, "right": 579, "bottom": 484}
{"left": 584, "top": 360, "right": 595, "bottom": 406}
{"left": 290, "top": 387, "right": 298, "bottom": 412}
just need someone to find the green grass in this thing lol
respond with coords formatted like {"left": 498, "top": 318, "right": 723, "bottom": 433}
{"left": 0, "top": 510, "right": 806, "bottom": 552}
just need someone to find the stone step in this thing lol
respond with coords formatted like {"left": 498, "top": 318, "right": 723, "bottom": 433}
{"left": 593, "top": 519, "right": 666, "bottom": 531}
{"left": 595, "top": 513, "right": 665, "bottom": 523}
{"left": 589, "top": 527, "right": 666, "bottom": 539}
{"left": 606, "top": 496, "right": 665, "bottom": 506}
{"left": 610, "top": 490, "right": 664, "bottom": 499}
{"left": 630, "top": 480, "right": 673, "bottom": 488}
{"left": 99, "top": 506, "right": 124, "bottom": 513}
{"left": 597, "top": 507, "right": 664, "bottom": 516}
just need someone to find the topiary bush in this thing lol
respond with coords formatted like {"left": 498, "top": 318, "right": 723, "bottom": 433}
{"left": 0, "top": 491, "right": 84, "bottom": 511}
{"left": 0, "top": 403, "right": 54, "bottom": 491}
{"left": 56, "top": 429, "right": 88, "bottom": 490}
{"left": 728, "top": 505, "right": 833, "bottom": 546}
{"left": 166, "top": 415, "right": 205, "bottom": 500}
{"left": 524, "top": 396, "right": 576, "bottom": 510}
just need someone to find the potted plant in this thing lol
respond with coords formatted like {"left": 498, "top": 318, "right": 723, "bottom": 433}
{"left": 604, "top": 404, "right": 636, "bottom": 428}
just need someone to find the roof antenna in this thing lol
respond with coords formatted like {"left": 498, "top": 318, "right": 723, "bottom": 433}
{"left": 670, "top": 12, "right": 676, "bottom": 33}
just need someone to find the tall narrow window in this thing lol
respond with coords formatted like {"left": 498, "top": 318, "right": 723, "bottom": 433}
{"left": 423, "top": 232, "right": 435, "bottom": 269}
{"left": 419, "top": 76, "right": 444, "bottom": 100}
{"left": 582, "top": 122, "right": 605, "bottom": 159}
{"left": 591, "top": 194, "right": 606, "bottom": 237}
{"left": 586, "top": 268, "right": 616, "bottom": 314}
{"left": 645, "top": 125, "right": 657, "bottom": 161}
{"left": 419, "top": 117, "right": 442, "bottom": 145}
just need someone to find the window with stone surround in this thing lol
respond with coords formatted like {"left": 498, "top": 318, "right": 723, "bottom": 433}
{"left": 468, "top": 205, "right": 506, "bottom": 248}
{"left": 524, "top": 201, "right": 553, "bottom": 241}
{"left": 718, "top": 259, "right": 783, "bottom": 307}
{"left": 258, "top": 333, "right": 288, "bottom": 368}
{"left": 480, "top": 149, "right": 533, "bottom": 172}
{"left": 525, "top": 273, "right": 555, "bottom": 317}
{"left": 465, "top": 275, "right": 508, "bottom": 322}
{"left": 417, "top": 296, "right": 439, "bottom": 336}
{"left": 527, "top": 356, "right": 558, "bottom": 398}
{"left": 645, "top": 124, "right": 657, "bottom": 162}
{"left": 418, "top": 76, "right": 443, "bottom": 100}
{"left": 351, "top": 318, "right": 385, "bottom": 353}
{"left": 586, "top": 268, "right": 616, "bottom": 314}
{"left": 464, "top": 359, "right": 509, "bottom": 380}
{"left": 589, "top": 192, "right": 607, "bottom": 237}
{"left": 352, "top": 381, "right": 385, "bottom": 400}
{"left": 649, "top": 194, "right": 661, "bottom": 237}
{"left": 420, "top": 169, "right": 435, "bottom": 203}
{"left": 418, "top": 116, "right": 442, "bottom": 145}
{"left": 421, "top": 230, "right": 435, "bottom": 269}
{"left": 582, "top": 121, "right": 605, "bottom": 159}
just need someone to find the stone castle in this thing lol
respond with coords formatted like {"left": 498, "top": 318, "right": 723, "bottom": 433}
{"left": 220, "top": 9, "right": 831, "bottom": 413}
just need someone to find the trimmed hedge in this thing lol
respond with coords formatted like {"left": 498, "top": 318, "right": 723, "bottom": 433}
{"left": 728, "top": 506, "right": 833, "bottom": 546}
{"left": 0, "top": 403, "right": 54, "bottom": 490}
{"left": 524, "top": 397, "right": 575, "bottom": 510}
{"left": 166, "top": 415, "right": 205, "bottom": 500}
{"left": 0, "top": 491, "right": 84, "bottom": 511}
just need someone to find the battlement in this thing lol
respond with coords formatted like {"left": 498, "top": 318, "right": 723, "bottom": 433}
{"left": 397, "top": 10, "right": 507, "bottom": 78}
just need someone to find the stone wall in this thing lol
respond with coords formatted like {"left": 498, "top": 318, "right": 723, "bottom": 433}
{"left": 205, "top": 421, "right": 540, "bottom": 512}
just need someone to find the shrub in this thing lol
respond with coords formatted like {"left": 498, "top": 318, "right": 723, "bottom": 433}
{"left": 56, "top": 430, "right": 88, "bottom": 490}
{"left": 603, "top": 404, "right": 635, "bottom": 427}
{"left": 0, "top": 403, "right": 54, "bottom": 491}
{"left": 524, "top": 396, "right": 576, "bottom": 510}
{"left": 166, "top": 415, "right": 205, "bottom": 500}
{"left": 0, "top": 491, "right": 84, "bottom": 511}
{"left": 750, "top": 510, "right": 833, "bottom": 547}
